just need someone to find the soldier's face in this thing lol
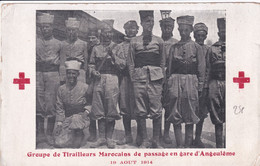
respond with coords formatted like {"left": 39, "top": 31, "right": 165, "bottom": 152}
{"left": 101, "top": 29, "right": 113, "bottom": 42}
{"left": 218, "top": 30, "right": 226, "bottom": 42}
{"left": 66, "top": 27, "right": 79, "bottom": 42}
{"left": 141, "top": 16, "right": 154, "bottom": 32}
{"left": 66, "top": 69, "right": 79, "bottom": 85}
{"left": 88, "top": 35, "right": 98, "bottom": 47}
{"left": 194, "top": 30, "right": 207, "bottom": 45}
{"left": 178, "top": 24, "right": 193, "bottom": 40}
{"left": 161, "top": 24, "right": 174, "bottom": 35}
{"left": 40, "top": 23, "right": 53, "bottom": 39}
{"left": 125, "top": 26, "right": 138, "bottom": 38}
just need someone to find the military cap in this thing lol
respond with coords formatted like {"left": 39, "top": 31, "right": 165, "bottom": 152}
{"left": 139, "top": 10, "right": 154, "bottom": 22}
{"left": 177, "top": 15, "right": 194, "bottom": 25}
{"left": 65, "top": 60, "right": 81, "bottom": 71}
{"left": 217, "top": 18, "right": 226, "bottom": 32}
{"left": 159, "top": 17, "right": 175, "bottom": 27}
{"left": 123, "top": 20, "right": 139, "bottom": 30}
{"left": 37, "top": 13, "right": 54, "bottom": 24}
{"left": 101, "top": 19, "right": 114, "bottom": 31}
{"left": 194, "top": 22, "right": 208, "bottom": 33}
{"left": 65, "top": 17, "right": 80, "bottom": 28}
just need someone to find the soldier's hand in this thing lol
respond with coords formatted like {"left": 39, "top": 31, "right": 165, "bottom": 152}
{"left": 198, "top": 91, "right": 202, "bottom": 98}
{"left": 92, "top": 71, "right": 101, "bottom": 79}
{"left": 54, "top": 122, "right": 62, "bottom": 136}
{"left": 108, "top": 48, "right": 115, "bottom": 60}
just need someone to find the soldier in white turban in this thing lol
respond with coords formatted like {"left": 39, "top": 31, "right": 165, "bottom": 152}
{"left": 54, "top": 60, "right": 91, "bottom": 148}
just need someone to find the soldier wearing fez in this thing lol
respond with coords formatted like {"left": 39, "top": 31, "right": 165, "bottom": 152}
{"left": 206, "top": 18, "right": 226, "bottom": 148}
{"left": 159, "top": 10, "right": 179, "bottom": 144}
{"left": 36, "top": 13, "right": 62, "bottom": 140}
{"left": 193, "top": 22, "right": 210, "bottom": 148}
{"left": 117, "top": 20, "right": 140, "bottom": 145}
{"left": 165, "top": 15, "right": 205, "bottom": 148}
{"left": 60, "top": 17, "right": 88, "bottom": 84}
{"left": 89, "top": 20, "right": 125, "bottom": 149}
{"left": 128, "top": 10, "right": 165, "bottom": 148}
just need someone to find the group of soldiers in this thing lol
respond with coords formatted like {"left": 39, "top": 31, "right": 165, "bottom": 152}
{"left": 36, "top": 10, "right": 226, "bottom": 149}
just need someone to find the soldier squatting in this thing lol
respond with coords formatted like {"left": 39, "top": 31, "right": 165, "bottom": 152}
{"left": 36, "top": 10, "right": 226, "bottom": 149}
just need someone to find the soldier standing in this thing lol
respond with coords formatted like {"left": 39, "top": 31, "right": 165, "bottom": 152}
{"left": 60, "top": 17, "right": 88, "bottom": 84}
{"left": 193, "top": 22, "right": 210, "bottom": 148}
{"left": 159, "top": 11, "right": 178, "bottom": 145}
{"left": 128, "top": 10, "right": 165, "bottom": 148}
{"left": 206, "top": 18, "right": 226, "bottom": 148}
{"left": 86, "top": 28, "right": 100, "bottom": 142}
{"left": 36, "top": 13, "right": 62, "bottom": 140}
{"left": 165, "top": 16, "right": 205, "bottom": 148}
{"left": 89, "top": 20, "right": 125, "bottom": 149}
{"left": 117, "top": 20, "right": 140, "bottom": 145}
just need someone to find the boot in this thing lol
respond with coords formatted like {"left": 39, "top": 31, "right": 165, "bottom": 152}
{"left": 152, "top": 117, "right": 163, "bottom": 148}
{"left": 87, "top": 119, "right": 97, "bottom": 142}
{"left": 136, "top": 118, "right": 143, "bottom": 146}
{"left": 139, "top": 118, "right": 151, "bottom": 148}
{"left": 215, "top": 124, "right": 224, "bottom": 148}
{"left": 174, "top": 124, "right": 184, "bottom": 148}
{"left": 163, "top": 121, "right": 172, "bottom": 144}
{"left": 194, "top": 119, "right": 205, "bottom": 148}
{"left": 72, "top": 129, "right": 84, "bottom": 148}
{"left": 106, "top": 120, "right": 116, "bottom": 149}
{"left": 185, "top": 124, "right": 194, "bottom": 148}
{"left": 117, "top": 116, "right": 133, "bottom": 145}
{"left": 90, "top": 119, "right": 106, "bottom": 148}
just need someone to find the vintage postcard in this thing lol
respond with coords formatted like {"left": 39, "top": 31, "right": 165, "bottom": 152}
{"left": 0, "top": 2, "right": 260, "bottom": 166}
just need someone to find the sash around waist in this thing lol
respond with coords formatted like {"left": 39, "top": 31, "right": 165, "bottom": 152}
{"left": 36, "top": 62, "right": 59, "bottom": 72}
{"left": 64, "top": 104, "right": 85, "bottom": 118}
{"left": 134, "top": 52, "right": 161, "bottom": 68}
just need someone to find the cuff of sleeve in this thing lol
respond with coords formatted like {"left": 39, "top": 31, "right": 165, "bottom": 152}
{"left": 56, "top": 116, "right": 65, "bottom": 123}
{"left": 84, "top": 105, "right": 92, "bottom": 113}
{"left": 198, "top": 83, "right": 204, "bottom": 92}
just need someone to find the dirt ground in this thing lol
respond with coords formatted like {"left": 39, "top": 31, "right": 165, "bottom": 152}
{"left": 37, "top": 110, "right": 225, "bottom": 149}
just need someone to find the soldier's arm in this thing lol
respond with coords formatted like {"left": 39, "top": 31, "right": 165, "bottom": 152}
{"left": 196, "top": 44, "right": 206, "bottom": 92}
{"left": 204, "top": 47, "right": 212, "bottom": 89}
{"left": 55, "top": 87, "right": 65, "bottom": 123}
{"left": 112, "top": 45, "right": 126, "bottom": 70}
{"left": 88, "top": 46, "right": 97, "bottom": 75}
{"left": 159, "top": 41, "right": 166, "bottom": 80}
{"left": 83, "top": 42, "right": 89, "bottom": 71}
{"left": 59, "top": 42, "right": 67, "bottom": 83}
{"left": 127, "top": 41, "right": 135, "bottom": 82}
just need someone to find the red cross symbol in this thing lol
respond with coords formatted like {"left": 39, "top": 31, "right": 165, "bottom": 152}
{"left": 233, "top": 71, "right": 250, "bottom": 89}
{"left": 13, "top": 72, "right": 30, "bottom": 90}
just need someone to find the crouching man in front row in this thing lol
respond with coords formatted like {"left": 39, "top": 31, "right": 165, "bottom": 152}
{"left": 53, "top": 60, "right": 91, "bottom": 148}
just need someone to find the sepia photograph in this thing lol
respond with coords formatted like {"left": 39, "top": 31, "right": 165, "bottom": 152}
{"left": 35, "top": 9, "right": 226, "bottom": 149}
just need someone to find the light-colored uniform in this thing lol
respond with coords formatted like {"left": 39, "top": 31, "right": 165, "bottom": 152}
{"left": 36, "top": 37, "right": 62, "bottom": 116}
{"left": 118, "top": 37, "right": 136, "bottom": 119}
{"left": 54, "top": 81, "right": 91, "bottom": 147}
{"left": 206, "top": 41, "right": 226, "bottom": 125}
{"left": 165, "top": 38, "right": 206, "bottom": 125}
{"left": 60, "top": 39, "right": 88, "bottom": 83}
{"left": 128, "top": 34, "right": 165, "bottom": 119}
{"left": 89, "top": 41, "right": 125, "bottom": 121}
